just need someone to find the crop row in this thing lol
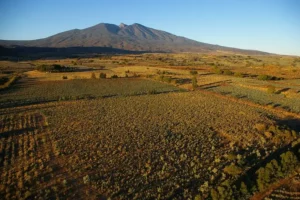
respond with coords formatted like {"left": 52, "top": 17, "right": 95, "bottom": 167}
{"left": 1, "top": 91, "right": 297, "bottom": 199}
{"left": 40, "top": 91, "right": 291, "bottom": 199}
{"left": 206, "top": 84, "right": 300, "bottom": 113}
{"left": 0, "top": 112, "right": 61, "bottom": 200}
{"left": 0, "top": 78, "right": 181, "bottom": 108}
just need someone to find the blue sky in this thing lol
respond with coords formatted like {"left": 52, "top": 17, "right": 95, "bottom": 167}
{"left": 0, "top": 0, "right": 299, "bottom": 55}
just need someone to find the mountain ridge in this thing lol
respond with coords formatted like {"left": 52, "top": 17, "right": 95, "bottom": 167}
{"left": 0, "top": 23, "right": 271, "bottom": 55}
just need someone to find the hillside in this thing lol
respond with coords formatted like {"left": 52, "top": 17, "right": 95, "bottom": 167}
{"left": 0, "top": 23, "right": 270, "bottom": 55}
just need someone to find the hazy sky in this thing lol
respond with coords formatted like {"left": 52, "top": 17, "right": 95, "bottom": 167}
{"left": 0, "top": 0, "right": 299, "bottom": 55}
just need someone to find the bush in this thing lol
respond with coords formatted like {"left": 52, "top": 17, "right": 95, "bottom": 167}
{"left": 223, "top": 164, "right": 242, "bottom": 176}
{"left": 267, "top": 85, "right": 276, "bottom": 94}
{"left": 234, "top": 72, "right": 243, "bottom": 77}
{"left": 190, "top": 70, "right": 198, "bottom": 75}
{"left": 158, "top": 75, "right": 172, "bottom": 83}
{"left": 257, "top": 74, "right": 272, "bottom": 81}
{"left": 146, "top": 74, "right": 153, "bottom": 78}
{"left": 214, "top": 67, "right": 223, "bottom": 74}
{"left": 192, "top": 76, "right": 198, "bottom": 89}
{"left": 111, "top": 75, "right": 118, "bottom": 78}
{"left": 99, "top": 73, "right": 106, "bottom": 79}
{"left": 91, "top": 73, "right": 96, "bottom": 79}
{"left": 163, "top": 76, "right": 172, "bottom": 83}
{"left": 223, "top": 70, "right": 234, "bottom": 75}
{"left": 133, "top": 73, "right": 139, "bottom": 77}
{"left": 62, "top": 76, "right": 68, "bottom": 80}
{"left": 83, "top": 175, "right": 90, "bottom": 184}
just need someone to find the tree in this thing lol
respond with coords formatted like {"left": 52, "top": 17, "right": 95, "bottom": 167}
{"left": 190, "top": 70, "right": 198, "bottom": 75}
{"left": 192, "top": 76, "right": 198, "bottom": 89}
{"left": 256, "top": 167, "right": 266, "bottom": 191}
{"left": 223, "top": 164, "right": 242, "bottom": 176}
{"left": 91, "top": 72, "right": 96, "bottom": 79}
{"left": 99, "top": 73, "right": 106, "bottom": 79}
{"left": 223, "top": 70, "right": 233, "bottom": 75}
{"left": 256, "top": 166, "right": 271, "bottom": 191}
{"left": 280, "top": 151, "right": 298, "bottom": 174}
{"left": 240, "top": 182, "right": 248, "bottom": 195}
{"left": 270, "top": 159, "right": 282, "bottom": 178}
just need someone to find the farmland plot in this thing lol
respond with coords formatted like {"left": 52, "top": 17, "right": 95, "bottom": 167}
{"left": 1, "top": 92, "right": 295, "bottom": 199}
{"left": 205, "top": 84, "right": 300, "bottom": 114}
{"left": 0, "top": 78, "right": 181, "bottom": 108}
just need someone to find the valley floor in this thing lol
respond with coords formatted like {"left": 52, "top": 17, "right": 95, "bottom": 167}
{"left": 0, "top": 53, "right": 299, "bottom": 199}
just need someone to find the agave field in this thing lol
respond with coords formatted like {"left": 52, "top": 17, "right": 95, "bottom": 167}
{"left": 0, "top": 78, "right": 181, "bottom": 108}
{"left": 1, "top": 90, "right": 298, "bottom": 199}
{"left": 204, "top": 83, "right": 300, "bottom": 114}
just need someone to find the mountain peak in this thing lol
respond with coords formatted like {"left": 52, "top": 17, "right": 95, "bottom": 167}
{"left": 119, "top": 23, "right": 128, "bottom": 28}
{"left": 0, "top": 22, "right": 270, "bottom": 55}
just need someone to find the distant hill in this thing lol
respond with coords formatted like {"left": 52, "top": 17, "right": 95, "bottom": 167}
{"left": 0, "top": 23, "right": 270, "bottom": 55}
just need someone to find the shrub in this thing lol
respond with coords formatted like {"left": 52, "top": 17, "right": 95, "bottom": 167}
{"left": 158, "top": 75, "right": 172, "bottom": 83}
{"left": 267, "top": 85, "right": 276, "bottom": 94}
{"left": 223, "top": 164, "right": 242, "bottom": 176}
{"left": 99, "top": 73, "right": 106, "bottom": 79}
{"left": 62, "top": 179, "right": 67, "bottom": 186}
{"left": 146, "top": 74, "right": 153, "bottom": 78}
{"left": 240, "top": 182, "right": 248, "bottom": 195}
{"left": 192, "top": 76, "right": 198, "bottom": 89}
{"left": 111, "top": 75, "right": 118, "bottom": 78}
{"left": 257, "top": 74, "right": 272, "bottom": 81}
{"left": 190, "top": 70, "right": 198, "bottom": 75}
{"left": 254, "top": 123, "right": 266, "bottom": 132}
{"left": 165, "top": 76, "right": 172, "bottom": 83}
{"left": 214, "top": 67, "right": 223, "bottom": 74}
{"left": 223, "top": 70, "right": 233, "bottom": 75}
{"left": 133, "top": 73, "right": 139, "bottom": 77}
{"left": 234, "top": 72, "right": 243, "bottom": 77}
{"left": 83, "top": 175, "right": 90, "bottom": 184}
{"left": 211, "top": 189, "right": 219, "bottom": 200}
{"left": 226, "top": 153, "right": 237, "bottom": 160}
{"left": 91, "top": 73, "right": 96, "bottom": 79}
{"left": 62, "top": 76, "right": 68, "bottom": 80}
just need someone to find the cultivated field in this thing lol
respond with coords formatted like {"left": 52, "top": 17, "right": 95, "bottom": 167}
{"left": 0, "top": 53, "right": 299, "bottom": 199}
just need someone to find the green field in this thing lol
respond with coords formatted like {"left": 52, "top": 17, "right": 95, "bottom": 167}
{"left": 0, "top": 78, "right": 182, "bottom": 108}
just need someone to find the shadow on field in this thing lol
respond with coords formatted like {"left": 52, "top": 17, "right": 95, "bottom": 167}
{"left": 276, "top": 87, "right": 290, "bottom": 94}
{"left": 0, "top": 104, "right": 56, "bottom": 116}
{"left": 200, "top": 80, "right": 232, "bottom": 89}
{"left": 0, "top": 77, "right": 39, "bottom": 95}
{"left": 0, "top": 46, "right": 152, "bottom": 61}
{"left": 202, "top": 85, "right": 219, "bottom": 89}
{"left": 200, "top": 72, "right": 214, "bottom": 76}
{"left": 174, "top": 78, "right": 191, "bottom": 84}
{"left": 0, "top": 128, "right": 36, "bottom": 139}
{"left": 274, "top": 117, "right": 300, "bottom": 132}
